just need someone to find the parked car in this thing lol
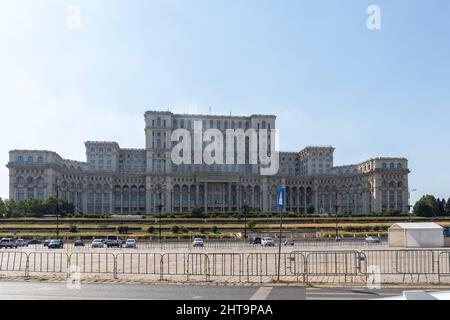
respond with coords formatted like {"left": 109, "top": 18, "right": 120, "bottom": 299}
{"left": 261, "top": 237, "right": 275, "bottom": 247}
{"left": 16, "top": 239, "right": 28, "bottom": 247}
{"left": 105, "top": 235, "right": 122, "bottom": 248}
{"left": 192, "top": 238, "right": 204, "bottom": 247}
{"left": 284, "top": 239, "right": 295, "bottom": 246}
{"left": 125, "top": 239, "right": 137, "bottom": 248}
{"left": 91, "top": 239, "right": 105, "bottom": 248}
{"left": 48, "top": 239, "right": 64, "bottom": 249}
{"left": 28, "top": 239, "right": 42, "bottom": 245}
{"left": 249, "top": 236, "right": 261, "bottom": 245}
{"left": 74, "top": 239, "right": 85, "bottom": 247}
{"left": 0, "top": 238, "right": 17, "bottom": 249}
{"left": 43, "top": 239, "right": 51, "bottom": 247}
{"left": 365, "top": 236, "right": 380, "bottom": 244}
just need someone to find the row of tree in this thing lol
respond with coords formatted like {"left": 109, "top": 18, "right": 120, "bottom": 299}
{"left": 0, "top": 195, "right": 449, "bottom": 218}
{"left": 413, "top": 195, "right": 450, "bottom": 217}
{"left": 0, "top": 197, "right": 75, "bottom": 217}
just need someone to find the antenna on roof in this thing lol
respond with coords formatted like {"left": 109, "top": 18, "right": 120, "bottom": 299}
{"left": 209, "top": 107, "right": 211, "bottom": 115}
{"left": 230, "top": 110, "right": 232, "bottom": 116}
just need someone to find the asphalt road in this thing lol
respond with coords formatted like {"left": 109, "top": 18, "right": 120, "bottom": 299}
{"left": 0, "top": 282, "right": 442, "bottom": 300}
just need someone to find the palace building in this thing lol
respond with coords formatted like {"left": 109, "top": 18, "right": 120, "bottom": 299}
{"left": 6, "top": 111, "right": 410, "bottom": 214}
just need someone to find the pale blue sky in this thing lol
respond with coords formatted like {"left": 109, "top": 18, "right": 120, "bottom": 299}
{"left": 0, "top": 0, "right": 449, "bottom": 204}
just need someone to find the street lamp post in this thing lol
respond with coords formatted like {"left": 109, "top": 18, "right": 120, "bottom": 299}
{"left": 334, "top": 192, "right": 340, "bottom": 241}
{"left": 55, "top": 178, "right": 60, "bottom": 240}
{"left": 157, "top": 192, "right": 163, "bottom": 243}
{"left": 242, "top": 200, "right": 249, "bottom": 241}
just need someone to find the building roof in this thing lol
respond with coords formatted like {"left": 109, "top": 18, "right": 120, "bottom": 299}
{"left": 389, "top": 222, "right": 443, "bottom": 230}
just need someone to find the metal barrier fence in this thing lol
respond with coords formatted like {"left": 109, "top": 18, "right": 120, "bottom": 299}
{"left": 3, "top": 249, "right": 450, "bottom": 283}
{"left": 116, "top": 253, "right": 162, "bottom": 276}
{"left": 0, "top": 251, "right": 27, "bottom": 274}
{"left": 69, "top": 252, "right": 115, "bottom": 274}
{"left": 27, "top": 252, "right": 68, "bottom": 274}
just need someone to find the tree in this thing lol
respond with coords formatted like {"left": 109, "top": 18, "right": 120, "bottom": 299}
{"left": 69, "top": 225, "right": 78, "bottom": 233}
{"left": 413, "top": 195, "right": 440, "bottom": 217}
{"left": 413, "top": 201, "right": 434, "bottom": 217}
{"left": 0, "top": 198, "right": 5, "bottom": 214}
{"left": 171, "top": 225, "right": 180, "bottom": 234}
{"left": 212, "top": 226, "right": 219, "bottom": 233}
{"left": 43, "top": 196, "right": 74, "bottom": 216}
{"left": 3, "top": 199, "right": 16, "bottom": 217}
{"left": 147, "top": 226, "right": 155, "bottom": 233}
{"left": 445, "top": 198, "right": 450, "bottom": 215}
{"left": 439, "top": 199, "right": 446, "bottom": 216}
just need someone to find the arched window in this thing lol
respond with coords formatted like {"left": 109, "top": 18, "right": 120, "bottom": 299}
{"left": 156, "top": 117, "right": 161, "bottom": 126}
{"left": 16, "top": 176, "right": 25, "bottom": 185}
{"left": 382, "top": 163, "right": 387, "bottom": 169}
{"left": 37, "top": 156, "right": 43, "bottom": 163}
{"left": 17, "top": 156, "right": 24, "bottom": 163}
{"left": 27, "top": 156, "right": 33, "bottom": 163}
{"left": 390, "top": 163, "right": 395, "bottom": 169}
{"left": 397, "top": 163, "right": 402, "bottom": 169}
{"left": 26, "top": 177, "right": 34, "bottom": 185}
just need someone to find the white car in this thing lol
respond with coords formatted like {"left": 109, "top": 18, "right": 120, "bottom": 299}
{"left": 91, "top": 239, "right": 104, "bottom": 248}
{"left": 125, "top": 239, "right": 137, "bottom": 248}
{"left": 365, "top": 236, "right": 380, "bottom": 243}
{"left": 192, "top": 238, "right": 204, "bottom": 247}
{"left": 261, "top": 237, "right": 275, "bottom": 247}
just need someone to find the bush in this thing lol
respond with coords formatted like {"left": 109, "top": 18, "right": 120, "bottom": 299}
{"left": 147, "top": 226, "right": 154, "bottom": 233}
{"left": 306, "top": 205, "right": 315, "bottom": 214}
{"left": 190, "top": 206, "right": 204, "bottom": 218}
{"left": 247, "top": 220, "right": 257, "bottom": 230}
{"left": 117, "top": 226, "right": 129, "bottom": 234}
{"left": 212, "top": 226, "right": 219, "bottom": 233}
{"left": 172, "top": 225, "right": 180, "bottom": 234}
{"left": 199, "top": 227, "right": 209, "bottom": 234}
{"left": 69, "top": 225, "right": 78, "bottom": 233}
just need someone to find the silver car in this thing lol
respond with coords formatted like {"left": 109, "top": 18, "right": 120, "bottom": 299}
{"left": 91, "top": 239, "right": 105, "bottom": 248}
{"left": 125, "top": 239, "right": 137, "bottom": 248}
{"left": 192, "top": 238, "right": 204, "bottom": 247}
{"left": 261, "top": 237, "right": 275, "bottom": 247}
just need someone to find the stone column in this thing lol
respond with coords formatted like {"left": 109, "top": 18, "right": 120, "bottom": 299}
{"left": 204, "top": 181, "right": 208, "bottom": 214}
{"left": 228, "top": 182, "right": 232, "bottom": 212}
{"left": 195, "top": 184, "right": 199, "bottom": 207}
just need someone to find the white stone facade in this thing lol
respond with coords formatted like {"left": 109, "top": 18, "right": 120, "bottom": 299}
{"left": 6, "top": 111, "right": 410, "bottom": 214}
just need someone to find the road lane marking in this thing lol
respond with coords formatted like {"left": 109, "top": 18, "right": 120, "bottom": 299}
{"left": 250, "top": 287, "right": 273, "bottom": 300}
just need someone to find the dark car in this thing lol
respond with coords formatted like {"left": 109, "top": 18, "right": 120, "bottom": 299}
{"left": 74, "top": 239, "right": 85, "bottom": 247}
{"left": 284, "top": 239, "right": 295, "bottom": 246}
{"left": 249, "top": 236, "right": 261, "bottom": 245}
{"left": 48, "top": 239, "right": 64, "bottom": 249}
{"left": 43, "top": 239, "right": 51, "bottom": 247}
{"left": 28, "top": 239, "right": 42, "bottom": 245}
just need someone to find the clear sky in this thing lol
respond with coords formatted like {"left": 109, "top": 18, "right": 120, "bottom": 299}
{"left": 0, "top": 0, "right": 449, "bottom": 204}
